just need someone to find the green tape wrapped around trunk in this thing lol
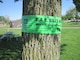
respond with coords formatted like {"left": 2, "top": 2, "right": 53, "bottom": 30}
{"left": 22, "top": 15, "right": 62, "bottom": 34}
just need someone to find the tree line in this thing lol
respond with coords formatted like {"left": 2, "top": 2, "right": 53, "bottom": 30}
{"left": 0, "top": 16, "right": 9, "bottom": 24}
{"left": 62, "top": 7, "right": 80, "bottom": 20}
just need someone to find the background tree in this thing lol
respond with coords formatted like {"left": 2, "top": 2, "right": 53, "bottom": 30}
{"left": 73, "top": 0, "right": 80, "bottom": 12}
{"left": 0, "top": 16, "right": 9, "bottom": 24}
{"left": 0, "top": 0, "right": 3, "bottom": 3}
{"left": 62, "top": 7, "right": 80, "bottom": 20}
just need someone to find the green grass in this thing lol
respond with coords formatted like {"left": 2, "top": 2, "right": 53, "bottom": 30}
{"left": 60, "top": 28, "right": 80, "bottom": 60}
{"left": 8, "top": 29, "right": 22, "bottom": 36}
{"left": 0, "top": 27, "right": 80, "bottom": 60}
{"left": 0, "top": 28, "right": 21, "bottom": 36}
{"left": 0, "top": 25, "right": 9, "bottom": 28}
{"left": 0, "top": 39, "right": 22, "bottom": 60}
{"left": 0, "top": 28, "right": 22, "bottom": 60}
{"left": 62, "top": 20, "right": 80, "bottom": 27}
{"left": 0, "top": 37, "right": 22, "bottom": 60}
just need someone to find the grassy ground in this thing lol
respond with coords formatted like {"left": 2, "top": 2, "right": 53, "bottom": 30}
{"left": 60, "top": 28, "right": 80, "bottom": 60}
{"left": 0, "top": 27, "right": 22, "bottom": 60}
{"left": 0, "top": 26, "right": 80, "bottom": 60}
{"left": 0, "top": 28, "right": 21, "bottom": 36}
{"left": 0, "top": 38, "right": 22, "bottom": 60}
{"left": 62, "top": 20, "right": 80, "bottom": 27}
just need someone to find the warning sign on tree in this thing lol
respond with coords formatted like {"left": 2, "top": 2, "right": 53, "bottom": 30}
{"left": 22, "top": 15, "right": 62, "bottom": 34}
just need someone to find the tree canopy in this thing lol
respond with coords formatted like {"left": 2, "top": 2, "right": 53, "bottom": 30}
{"left": 62, "top": 7, "right": 80, "bottom": 20}
{"left": 73, "top": 0, "right": 80, "bottom": 12}
{"left": 0, "top": 16, "right": 9, "bottom": 24}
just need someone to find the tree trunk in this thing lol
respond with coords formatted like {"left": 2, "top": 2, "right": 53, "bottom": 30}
{"left": 22, "top": 0, "right": 61, "bottom": 60}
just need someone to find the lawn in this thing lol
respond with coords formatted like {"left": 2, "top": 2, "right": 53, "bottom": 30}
{"left": 0, "top": 27, "right": 80, "bottom": 60}
{"left": 0, "top": 38, "right": 22, "bottom": 60}
{"left": 0, "top": 28, "right": 22, "bottom": 60}
{"left": 60, "top": 28, "right": 80, "bottom": 60}
{"left": 0, "top": 28, "right": 21, "bottom": 36}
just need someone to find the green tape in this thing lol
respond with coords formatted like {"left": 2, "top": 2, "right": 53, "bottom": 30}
{"left": 22, "top": 15, "right": 62, "bottom": 34}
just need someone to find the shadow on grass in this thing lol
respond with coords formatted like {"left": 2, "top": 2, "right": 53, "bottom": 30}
{"left": 0, "top": 35, "right": 22, "bottom": 60}
{"left": 60, "top": 44, "right": 67, "bottom": 55}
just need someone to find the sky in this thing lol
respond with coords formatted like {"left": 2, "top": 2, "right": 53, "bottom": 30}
{"left": 62, "top": 0, "right": 75, "bottom": 15}
{"left": 0, "top": 0, "right": 75, "bottom": 20}
{"left": 0, "top": 0, "right": 22, "bottom": 20}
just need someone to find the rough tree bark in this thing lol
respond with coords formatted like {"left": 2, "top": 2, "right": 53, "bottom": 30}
{"left": 22, "top": 0, "right": 61, "bottom": 60}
